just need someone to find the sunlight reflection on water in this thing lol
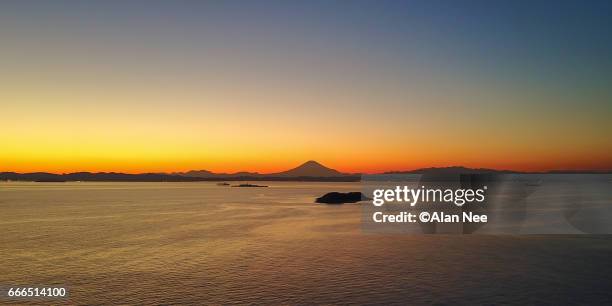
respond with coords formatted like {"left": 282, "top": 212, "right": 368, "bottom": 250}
{"left": 1, "top": 182, "right": 611, "bottom": 304}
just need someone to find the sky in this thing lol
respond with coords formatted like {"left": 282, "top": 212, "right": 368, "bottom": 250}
{"left": 1, "top": 0, "right": 611, "bottom": 174}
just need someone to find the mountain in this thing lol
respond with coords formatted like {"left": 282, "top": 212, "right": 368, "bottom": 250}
{"left": 0, "top": 171, "right": 203, "bottom": 182}
{"left": 269, "top": 160, "right": 345, "bottom": 177}
{"left": 173, "top": 170, "right": 216, "bottom": 177}
{"left": 0, "top": 161, "right": 356, "bottom": 182}
{"left": 172, "top": 170, "right": 261, "bottom": 178}
{"left": 2, "top": 164, "right": 609, "bottom": 182}
{"left": 385, "top": 166, "right": 612, "bottom": 175}
{"left": 172, "top": 160, "right": 348, "bottom": 178}
{"left": 384, "top": 166, "right": 518, "bottom": 175}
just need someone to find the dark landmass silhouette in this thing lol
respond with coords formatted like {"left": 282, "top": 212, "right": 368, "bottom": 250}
{"left": 384, "top": 166, "right": 517, "bottom": 175}
{"left": 385, "top": 166, "right": 611, "bottom": 175}
{"left": 0, "top": 171, "right": 359, "bottom": 182}
{"left": 232, "top": 183, "right": 268, "bottom": 188}
{"left": 172, "top": 160, "right": 345, "bottom": 178}
{"left": 1, "top": 162, "right": 609, "bottom": 182}
{"left": 316, "top": 192, "right": 368, "bottom": 204}
{"left": 173, "top": 170, "right": 261, "bottom": 178}
{"left": 0, "top": 161, "right": 358, "bottom": 182}
{"left": 0, "top": 172, "right": 204, "bottom": 182}
{"left": 172, "top": 169, "right": 216, "bottom": 177}
{"left": 269, "top": 160, "right": 345, "bottom": 177}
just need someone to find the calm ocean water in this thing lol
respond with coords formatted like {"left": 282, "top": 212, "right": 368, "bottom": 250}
{"left": 1, "top": 182, "right": 611, "bottom": 305}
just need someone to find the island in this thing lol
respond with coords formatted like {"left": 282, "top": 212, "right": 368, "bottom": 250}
{"left": 315, "top": 192, "right": 367, "bottom": 204}
{"left": 232, "top": 183, "right": 268, "bottom": 188}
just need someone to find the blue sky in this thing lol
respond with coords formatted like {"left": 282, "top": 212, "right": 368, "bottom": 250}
{"left": 1, "top": 0, "right": 611, "bottom": 172}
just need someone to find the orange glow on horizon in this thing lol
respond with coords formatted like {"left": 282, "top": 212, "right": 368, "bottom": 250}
{"left": 1, "top": 1, "right": 611, "bottom": 177}
{"left": 2, "top": 155, "right": 611, "bottom": 175}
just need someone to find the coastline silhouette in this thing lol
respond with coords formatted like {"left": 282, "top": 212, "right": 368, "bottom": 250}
{"left": 1, "top": 161, "right": 610, "bottom": 182}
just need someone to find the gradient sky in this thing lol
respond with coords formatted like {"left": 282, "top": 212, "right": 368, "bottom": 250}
{"left": 1, "top": 0, "right": 611, "bottom": 173}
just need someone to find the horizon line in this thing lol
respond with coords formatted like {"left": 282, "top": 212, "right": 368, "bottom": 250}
{"left": 2, "top": 165, "right": 612, "bottom": 176}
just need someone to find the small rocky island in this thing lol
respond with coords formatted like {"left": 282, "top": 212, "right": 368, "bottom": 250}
{"left": 315, "top": 192, "right": 367, "bottom": 204}
{"left": 232, "top": 183, "right": 268, "bottom": 187}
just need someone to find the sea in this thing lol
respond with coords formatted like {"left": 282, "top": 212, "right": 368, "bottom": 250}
{"left": 1, "top": 182, "right": 611, "bottom": 304}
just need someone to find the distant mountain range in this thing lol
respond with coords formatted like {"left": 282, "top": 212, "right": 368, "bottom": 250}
{"left": 172, "top": 161, "right": 345, "bottom": 178}
{"left": 383, "top": 166, "right": 517, "bottom": 175}
{"left": 384, "top": 166, "right": 611, "bottom": 175}
{"left": 0, "top": 162, "right": 609, "bottom": 182}
{"left": 0, "top": 161, "right": 359, "bottom": 182}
